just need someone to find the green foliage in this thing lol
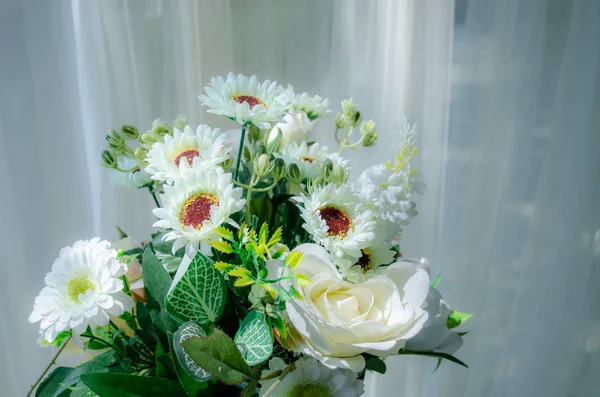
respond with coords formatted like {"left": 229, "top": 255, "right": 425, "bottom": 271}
{"left": 181, "top": 329, "right": 257, "bottom": 385}
{"left": 80, "top": 373, "right": 187, "bottom": 397}
{"left": 172, "top": 322, "right": 213, "bottom": 382}
{"left": 364, "top": 355, "right": 387, "bottom": 375}
{"left": 397, "top": 350, "right": 468, "bottom": 368}
{"left": 447, "top": 311, "right": 473, "bottom": 329}
{"left": 168, "top": 332, "right": 212, "bottom": 397}
{"left": 234, "top": 311, "right": 273, "bottom": 366}
{"left": 165, "top": 252, "right": 226, "bottom": 325}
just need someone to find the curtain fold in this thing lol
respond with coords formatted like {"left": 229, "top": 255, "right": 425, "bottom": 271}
{"left": 1, "top": 0, "right": 599, "bottom": 396}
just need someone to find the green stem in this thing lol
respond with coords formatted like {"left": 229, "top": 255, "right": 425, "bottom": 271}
{"left": 262, "top": 363, "right": 296, "bottom": 397}
{"left": 109, "top": 321, "right": 154, "bottom": 362}
{"left": 26, "top": 336, "right": 72, "bottom": 397}
{"left": 233, "top": 124, "right": 247, "bottom": 181}
{"left": 148, "top": 186, "right": 160, "bottom": 207}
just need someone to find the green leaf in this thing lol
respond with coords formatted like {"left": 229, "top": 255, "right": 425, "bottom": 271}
{"left": 142, "top": 247, "right": 178, "bottom": 349}
{"left": 241, "top": 378, "right": 259, "bottom": 397}
{"left": 155, "top": 342, "right": 177, "bottom": 379}
{"left": 447, "top": 311, "right": 473, "bottom": 329}
{"left": 168, "top": 332, "right": 212, "bottom": 397}
{"left": 234, "top": 311, "right": 273, "bottom": 366}
{"left": 81, "top": 373, "right": 187, "bottom": 397}
{"left": 173, "top": 322, "right": 213, "bottom": 382}
{"left": 181, "top": 328, "right": 255, "bottom": 385}
{"left": 364, "top": 356, "right": 387, "bottom": 374}
{"left": 165, "top": 251, "right": 226, "bottom": 325}
{"left": 397, "top": 350, "right": 468, "bottom": 368}
{"left": 433, "top": 357, "right": 443, "bottom": 372}
{"left": 134, "top": 300, "right": 158, "bottom": 348}
{"left": 35, "top": 367, "right": 74, "bottom": 397}
{"left": 431, "top": 271, "right": 443, "bottom": 288}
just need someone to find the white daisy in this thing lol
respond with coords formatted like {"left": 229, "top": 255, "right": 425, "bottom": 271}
{"left": 288, "top": 88, "right": 330, "bottom": 120}
{"left": 260, "top": 357, "right": 364, "bottom": 397}
{"left": 145, "top": 124, "right": 231, "bottom": 183}
{"left": 152, "top": 166, "right": 245, "bottom": 256}
{"left": 28, "top": 238, "right": 134, "bottom": 343}
{"left": 199, "top": 73, "right": 291, "bottom": 129}
{"left": 336, "top": 241, "right": 397, "bottom": 283}
{"left": 276, "top": 141, "right": 348, "bottom": 180}
{"left": 109, "top": 157, "right": 152, "bottom": 189}
{"left": 294, "top": 184, "right": 376, "bottom": 259}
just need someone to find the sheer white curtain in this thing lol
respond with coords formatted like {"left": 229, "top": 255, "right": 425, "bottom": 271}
{"left": 1, "top": 0, "right": 599, "bottom": 396}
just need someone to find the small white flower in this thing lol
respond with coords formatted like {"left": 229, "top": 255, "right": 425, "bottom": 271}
{"left": 199, "top": 73, "right": 291, "bottom": 129}
{"left": 152, "top": 166, "right": 245, "bottom": 256}
{"left": 276, "top": 141, "right": 348, "bottom": 181}
{"left": 336, "top": 240, "right": 397, "bottom": 283}
{"left": 145, "top": 124, "right": 231, "bottom": 184}
{"left": 267, "top": 110, "right": 315, "bottom": 149}
{"left": 109, "top": 158, "right": 152, "bottom": 188}
{"left": 294, "top": 184, "right": 375, "bottom": 259}
{"left": 288, "top": 89, "right": 330, "bottom": 119}
{"left": 29, "top": 238, "right": 134, "bottom": 343}
{"left": 259, "top": 357, "right": 364, "bottom": 396}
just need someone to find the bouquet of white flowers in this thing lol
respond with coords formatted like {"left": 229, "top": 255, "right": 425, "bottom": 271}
{"left": 28, "top": 73, "right": 471, "bottom": 397}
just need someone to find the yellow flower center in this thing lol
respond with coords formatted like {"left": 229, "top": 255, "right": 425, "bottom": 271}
{"left": 300, "top": 156, "right": 315, "bottom": 163}
{"left": 318, "top": 206, "right": 352, "bottom": 237}
{"left": 231, "top": 94, "right": 265, "bottom": 109}
{"left": 172, "top": 148, "right": 201, "bottom": 166}
{"left": 180, "top": 193, "right": 219, "bottom": 229}
{"left": 67, "top": 277, "right": 95, "bottom": 302}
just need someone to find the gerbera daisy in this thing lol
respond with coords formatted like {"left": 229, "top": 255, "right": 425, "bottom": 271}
{"left": 294, "top": 184, "right": 376, "bottom": 259}
{"left": 145, "top": 124, "right": 231, "bottom": 183}
{"left": 109, "top": 157, "right": 152, "bottom": 188}
{"left": 152, "top": 166, "right": 245, "bottom": 256}
{"left": 28, "top": 238, "right": 134, "bottom": 343}
{"left": 276, "top": 141, "right": 348, "bottom": 180}
{"left": 199, "top": 73, "right": 291, "bottom": 128}
{"left": 259, "top": 357, "right": 364, "bottom": 397}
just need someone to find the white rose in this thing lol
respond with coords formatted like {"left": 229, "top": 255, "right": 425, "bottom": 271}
{"left": 282, "top": 244, "right": 430, "bottom": 372}
{"left": 268, "top": 110, "right": 315, "bottom": 149}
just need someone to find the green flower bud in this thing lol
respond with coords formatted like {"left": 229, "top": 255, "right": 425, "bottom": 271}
{"left": 331, "top": 164, "right": 349, "bottom": 185}
{"left": 266, "top": 128, "right": 282, "bottom": 154}
{"left": 106, "top": 128, "right": 125, "bottom": 149}
{"left": 361, "top": 120, "right": 377, "bottom": 147}
{"left": 272, "top": 158, "right": 286, "bottom": 180}
{"left": 287, "top": 163, "right": 302, "bottom": 183}
{"left": 152, "top": 123, "right": 172, "bottom": 136}
{"left": 351, "top": 110, "right": 361, "bottom": 127}
{"left": 335, "top": 113, "right": 347, "bottom": 129}
{"left": 363, "top": 130, "right": 378, "bottom": 147}
{"left": 100, "top": 149, "right": 118, "bottom": 169}
{"left": 140, "top": 133, "right": 159, "bottom": 145}
{"left": 173, "top": 115, "right": 188, "bottom": 130}
{"left": 254, "top": 154, "right": 271, "bottom": 177}
{"left": 134, "top": 146, "right": 147, "bottom": 161}
{"left": 121, "top": 124, "right": 139, "bottom": 140}
{"left": 319, "top": 158, "right": 334, "bottom": 179}
{"left": 341, "top": 99, "right": 357, "bottom": 117}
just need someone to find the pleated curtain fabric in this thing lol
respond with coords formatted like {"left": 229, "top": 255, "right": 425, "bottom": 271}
{"left": 1, "top": 0, "right": 599, "bottom": 396}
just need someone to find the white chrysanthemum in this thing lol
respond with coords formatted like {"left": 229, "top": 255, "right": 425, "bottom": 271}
{"left": 109, "top": 158, "right": 152, "bottom": 188}
{"left": 28, "top": 238, "right": 134, "bottom": 343}
{"left": 289, "top": 89, "right": 330, "bottom": 119}
{"left": 276, "top": 141, "right": 348, "bottom": 180}
{"left": 294, "top": 184, "right": 376, "bottom": 259}
{"left": 260, "top": 357, "right": 364, "bottom": 397}
{"left": 336, "top": 240, "right": 397, "bottom": 283}
{"left": 199, "top": 73, "right": 291, "bottom": 129}
{"left": 153, "top": 166, "right": 245, "bottom": 256}
{"left": 145, "top": 124, "right": 231, "bottom": 183}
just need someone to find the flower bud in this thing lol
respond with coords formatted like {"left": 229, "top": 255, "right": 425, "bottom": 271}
{"left": 341, "top": 99, "right": 357, "bottom": 117}
{"left": 287, "top": 163, "right": 302, "bottom": 183}
{"left": 100, "top": 149, "right": 118, "bottom": 169}
{"left": 140, "top": 133, "right": 159, "bottom": 145}
{"left": 363, "top": 130, "right": 378, "bottom": 147}
{"left": 152, "top": 123, "right": 172, "bottom": 136}
{"left": 319, "top": 158, "right": 334, "bottom": 179}
{"left": 266, "top": 128, "right": 282, "bottom": 154}
{"left": 335, "top": 113, "right": 347, "bottom": 129}
{"left": 272, "top": 158, "right": 286, "bottom": 180}
{"left": 360, "top": 120, "right": 378, "bottom": 147}
{"left": 331, "top": 164, "right": 349, "bottom": 185}
{"left": 106, "top": 128, "right": 125, "bottom": 149}
{"left": 121, "top": 124, "right": 139, "bottom": 140}
{"left": 254, "top": 154, "right": 271, "bottom": 177}
{"left": 173, "top": 115, "right": 188, "bottom": 130}
{"left": 134, "top": 147, "right": 147, "bottom": 161}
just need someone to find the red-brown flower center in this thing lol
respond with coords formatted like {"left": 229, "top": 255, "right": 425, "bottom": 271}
{"left": 300, "top": 156, "right": 315, "bottom": 163}
{"left": 356, "top": 249, "right": 373, "bottom": 271}
{"left": 318, "top": 206, "right": 352, "bottom": 237}
{"left": 231, "top": 94, "right": 264, "bottom": 109}
{"left": 173, "top": 148, "right": 201, "bottom": 166}
{"left": 180, "top": 194, "right": 219, "bottom": 229}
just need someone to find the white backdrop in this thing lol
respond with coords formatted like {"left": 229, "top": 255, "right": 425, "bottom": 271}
{"left": 1, "top": 0, "right": 599, "bottom": 396}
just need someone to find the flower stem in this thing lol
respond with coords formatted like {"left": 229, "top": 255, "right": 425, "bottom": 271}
{"left": 233, "top": 124, "right": 247, "bottom": 181}
{"left": 148, "top": 186, "right": 160, "bottom": 207}
{"left": 26, "top": 336, "right": 72, "bottom": 397}
{"left": 262, "top": 363, "right": 296, "bottom": 397}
